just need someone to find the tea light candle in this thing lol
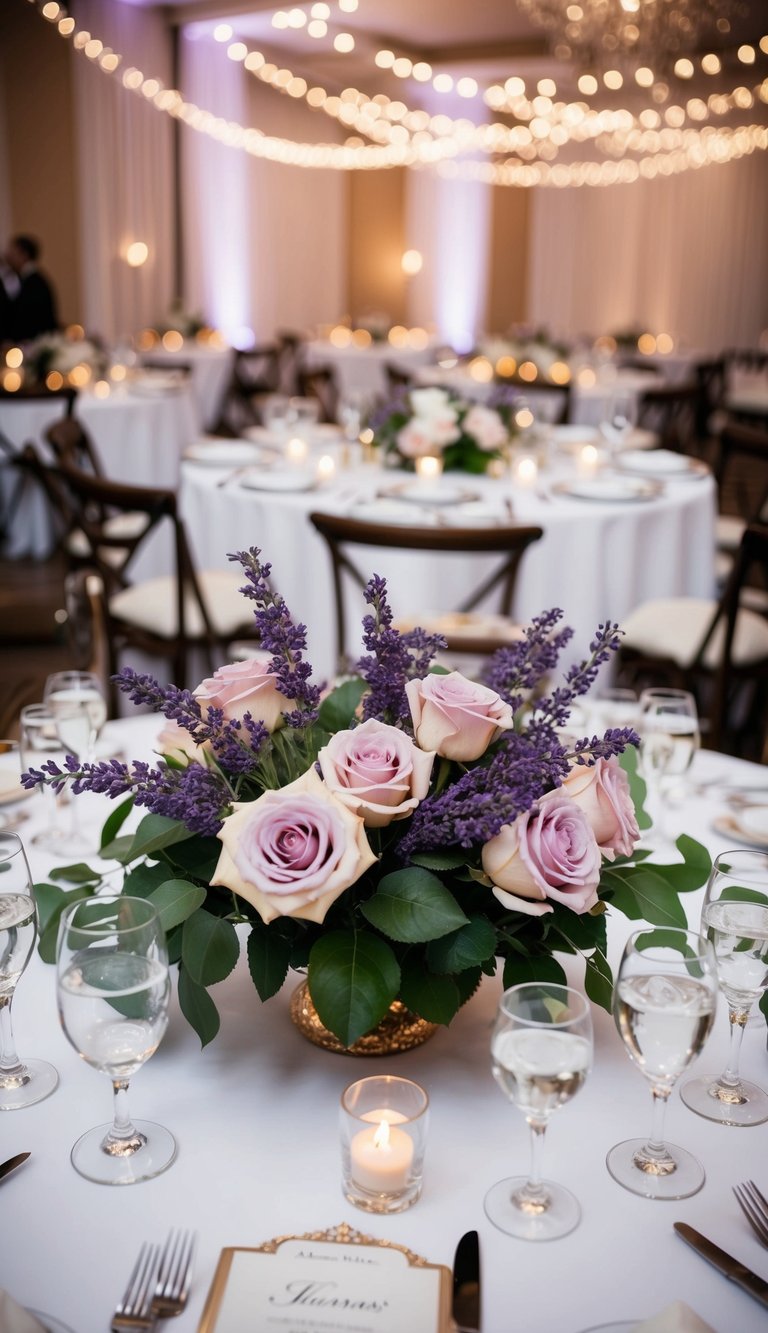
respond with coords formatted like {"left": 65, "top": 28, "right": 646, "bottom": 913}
{"left": 515, "top": 456, "right": 538, "bottom": 488}
{"left": 316, "top": 453, "right": 336, "bottom": 481}
{"left": 285, "top": 436, "right": 309, "bottom": 466}
{"left": 350, "top": 1110, "right": 414, "bottom": 1193}
{"left": 415, "top": 454, "right": 443, "bottom": 484}
{"left": 579, "top": 443, "right": 599, "bottom": 473}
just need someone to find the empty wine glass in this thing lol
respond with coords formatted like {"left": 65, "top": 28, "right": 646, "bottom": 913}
{"left": 19, "top": 703, "right": 68, "bottom": 851}
{"left": 638, "top": 688, "right": 700, "bottom": 836}
{"left": 56, "top": 895, "right": 176, "bottom": 1184}
{"left": 601, "top": 388, "right": 636, "bottom": 457}
{"left": 606, "top": 926, "right": 718, "bottom": 1199}
{"left": 680, "top": 850, "right": 768, "bottom": 1127}
{"left": 485, "top": 982, "right": 593, "bottom": 1240}
{"left": 0, "top": 832, "right": 59, "bottom": 1110}
{"left": 43, "top": 671, "right": 106, "bottom": 855}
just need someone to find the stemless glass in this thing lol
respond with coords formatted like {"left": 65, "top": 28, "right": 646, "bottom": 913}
{"left": 638, "top": 688, "right": 700, "bottom": 834}
{"left": 0, "top": 832, "right": 59, "bottom": 1110}
{"left": 485, "top": 982, "right": 593, "bottom": 1240}
{"left": 56, "top": 895, "right": 176, "bottom": 1184}
{"left": 680, "top": 850, "right": 768, "bottom": 1127}
{"left": 43, "top": 671, "right": 107, "bottom": 855}
{"left": 606, "top": 927, "right": 718, "bottom": 1199}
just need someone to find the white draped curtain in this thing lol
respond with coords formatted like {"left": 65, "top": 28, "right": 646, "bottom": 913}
{"left": 405, "top": 167, "right": 491, "bottom": 352}
{"left": 70, "top": 0, "right": 174, "bottom": 343}
{"left": 528, "top": 154, "right": 768, "bottom": 351}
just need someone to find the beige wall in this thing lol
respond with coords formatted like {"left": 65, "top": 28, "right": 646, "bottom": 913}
{"left": 0, "top": 3, "right": 82, "bottom": 327}
{"left": 347, "top": 169, "right": 408, "bottom": 326}
{"left": 485, "top": 184, "right": 530, "bottom": 334}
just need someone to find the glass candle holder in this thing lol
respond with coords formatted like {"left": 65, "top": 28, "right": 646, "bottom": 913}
{"left": 340, "top": 1075, "right": 429, "bottom": 1214}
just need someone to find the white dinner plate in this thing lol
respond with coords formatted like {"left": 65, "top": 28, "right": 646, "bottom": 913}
{"left": 241, "top": 424, "right": 341, "bottom": 447}
{"left": 28, "top": 1313, "right": 76, "bottom": 1333}
{"left": 377, "top": 480, "right": 480, "bottom": 507}
{"left": 617, "top": 450, "right": 708, "bottom": 480}
{"left": 712, "top": 806, "right": 768, "bottom": 850}
{"left": 351, "top": 499, "right": 439, "bottom": 526}
{"left": 552, "top": 475, "right": 662, "bottom": 503}
{"left": 184, "top": 438, "right": 275, "bottom": 467}
{"left": 239, "top": 469, "right": 317, "bottom": 493}
{"left": 550, "top": 425, "right": 600, "bottom": 449}
{"left": 436, "top": 501, "right": 507, "bottom": 526}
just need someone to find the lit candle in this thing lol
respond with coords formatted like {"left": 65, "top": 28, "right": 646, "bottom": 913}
{"left": 93, "top": 379, "right": 111, "bottom": 399}
{"left": 415, "top": 454, "right": 443, "bottom": 484}
{"left": 316, "top": 453, "right": 336, "bottom": 481}
{"left": 579, "top": 443, "right": 599, "bottom": 473}
{"left": 515, "top": 456, "right": 538, "bottom": 488}
{"left": 350, "top": 1110, "right": 414, "bottom": 1193}
{"left": 285, "top": 436, "right": 309, "bottom": 466}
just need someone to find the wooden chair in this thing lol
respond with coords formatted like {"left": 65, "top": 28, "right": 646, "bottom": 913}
{"left": 49, "top": 456, "right": 262, "bottom": 706}
{"left": 0, "top": 385, "right": 77, "bottom": 545}
{"left": 617, "top": 522, "right": 768, "bottom": 759}
{"left": 635, "top": 382, "right": 702, "bottom": 455}
{"left": 212, "top": 345, "right": 280, "bottom": 436}
{"left": 308, "top": 510, "right": 544, "bottom": 673}
{"left": 711, "top": 421, "right": 768, "bottom": 609}
{"left": 384, "top": 363, "right": 414, "bottom": 394}
{"left": 723, "top": 348, "right": 768, "bottom": 431}
{"left": 297, "top": 365, "right": 339, "bottom": 424}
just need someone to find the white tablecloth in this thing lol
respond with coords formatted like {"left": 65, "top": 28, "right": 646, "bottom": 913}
{"left": 413, "top": 365, "right": 662, "bottom": 429}
{"left": 0, "top": 386, "right": 199, "bottom": 559}
{"left": 3, "top": 716, "right": 767, "bottom": 1333}
{"left": 139, "top": 344, "right": 234, "bottom": 430}
{"left": 180, "top": 452, "right": 716, "bottom": 679}
{"left": 304, "top": 340, "right": 441, "bottom": 400}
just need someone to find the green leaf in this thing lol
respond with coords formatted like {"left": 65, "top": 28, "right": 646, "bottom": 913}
{"left": 308, "top": 931, "right": 400, "bottom": 1046}
{"left": 603, "top": 865, "right": 688, "bottom": 928}
{"left": 360, "top": 867, "right": 468, "bottom": 943}
{"left": 126, "top": 814, "right": 195, "bottom": 862}
{"left": 34, "top": 884, "right": 95, "bottom": 963}
{"left": 317, "top": 677, "right": 367, "bottom": 732}
{"left": 409, "top": 850, "right": 469, "bottom": 872}
{"left": 48, "top": 862, "right": 102, "bottom": 885}
{"left": 123, "top": 861, "right": 172, "bottom": 899}
{"left": 426, "top": 917, "right": 497, "bottom": 973}
{"left": 160, "top": 836, "right": 223, "bottom": 884}
{"left": 181, "top": 910, "right": 240, "bottom": 986}
{"left": 584, "top": 949, "right": 614, "bottom": 1012}
{"left": 399, "top": 960, "right": 461, "bottom": 1025}
{"left": 149, "top": 880, "right": 207, "bottom": 935}
{"left": 455, "top": 966, "right": 484, "bottom": 1005}
{"left": 177, "top": 964, "right": 220, "bottom": 1047}
{"left": 247, "top": 924, "right": 292, "bottom": 1001}
{"left": 99, "top": 796, "right": 134, "bottom": 851}
{"left": 620, "top": 744, "right": 651, "bottom": 830}
{"left": 502, "top": 954, "right": 567, "bottom": 990}
{"left": 99, "top": 834, "right": 138, "bottom": 863}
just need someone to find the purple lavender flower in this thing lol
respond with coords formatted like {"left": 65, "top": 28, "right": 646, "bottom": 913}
{"left": 355, "top": 575, "right": 445, "bottom": 725}
{"left": 231, "top": 548, "right": 321, "bottom": 727}
{"left": 113, "top": 667, "right": 269, "bottom": 771}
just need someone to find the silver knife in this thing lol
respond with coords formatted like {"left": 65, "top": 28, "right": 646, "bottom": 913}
{"left": 452, "top": 1229, "right": 481, "bottom": 1332}
{"left": 674, "top": 1222, "right": 768, "bottom": 1309}
{"left": 0, "top": 1151, "right": 30, "bottom": 1183}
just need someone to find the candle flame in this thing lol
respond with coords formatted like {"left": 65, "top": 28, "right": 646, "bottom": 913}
{"left": 373, "top": 1118, "right": 391, "bottom": 1150}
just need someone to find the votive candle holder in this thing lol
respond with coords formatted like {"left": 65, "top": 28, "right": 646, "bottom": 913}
{"left": 340, "top": 1075, "right": 429, "bottom": 1214}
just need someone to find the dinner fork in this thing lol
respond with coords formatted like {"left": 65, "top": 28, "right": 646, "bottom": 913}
{"left": 112, "top": 1242, "right": 160, "bottom": 1331}
{"left": 733, "top": 1181, "right": 768, "bottom": 1247}
{"left": 152, "top": 1228, "right": 196, "bottom": 1318}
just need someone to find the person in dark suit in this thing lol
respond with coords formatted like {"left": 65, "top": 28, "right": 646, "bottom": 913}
{"left": 1, "top": 235, "right": 59, "bottom": 342}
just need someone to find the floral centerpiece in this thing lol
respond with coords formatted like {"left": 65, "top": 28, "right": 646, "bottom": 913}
{"left": 155, "top": 301, "right": 210, "bottom": 340}
{"left": 27, "top": 550, "right": 711, "bottom": 1051}
{"left": 480, "top": 328, "right": 572, "bottom": 381}
{"left": 368, "top": 385, "right": 519, "bottom": 474}
{"left": 25, "top": 330, "right": 106, "bottom": 385}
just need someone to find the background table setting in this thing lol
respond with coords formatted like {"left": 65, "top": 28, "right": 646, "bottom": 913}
{"left": 179, "top": 421, "right": 716, "bottom": 677}
{"left": 1, "top": 710, "right": 767, "bottom": 1333}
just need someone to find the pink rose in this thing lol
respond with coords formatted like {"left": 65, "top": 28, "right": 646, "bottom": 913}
{"left": 318, "top": 718, "right": 435, "bottom": 828}
{"left": 481, "top": 791, "right": 602, "bottom": 916}
{"left": 211, "top": 768, "right": 376, "bottom": 925}
{"left": 396, "top": 422, "right": 443, "bottom": 459}
{"left": 463, "top": 404, "right": 509, "bottom": 452}
{"left": 561, "top": 757, "right": 640, "bottom": 861}
{"left": 405, "top": 672, "right": 513, "bottom": 762}
{"left": 194, "top": 658, "right": 290, "bottom": 732}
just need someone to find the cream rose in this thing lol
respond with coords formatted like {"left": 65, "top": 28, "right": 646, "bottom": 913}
{"left": 561, "top": 756, "right": 640, "bottom": 861}
{"left": 405, "top": 672, "right": 513, "bottom": 762}
{"left": 318, "top": 718, "right": 435, "bottom": 827}
{"left": 194, "top": 658, "right": 290, "bottom": 732}
{"left": 211, "top": 768, "right": 377, "bottom": 924}
{"left": 463, "top": 404, "right": 509, "bottom": 452}
{"left": 156, "top": 720, "right": 207, "bottom": 766}
{"left": 482, "top": 791, "right": 602, "bottom": 917}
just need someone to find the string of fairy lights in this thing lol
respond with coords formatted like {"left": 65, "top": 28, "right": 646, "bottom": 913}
{"left": 30, "top": 0, "right": 768, "bottom": 185}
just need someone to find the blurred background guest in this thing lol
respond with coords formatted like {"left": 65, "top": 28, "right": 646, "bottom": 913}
{"left": 1, "top": 234, "right": 59, "bottom": 342}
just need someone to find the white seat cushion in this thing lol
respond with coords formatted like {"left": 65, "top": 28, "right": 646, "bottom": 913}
{"left": 622, "top": 597, "right": 768, "bottom": 670}
{"left": 66, "top": 511, "right": 150, "bottom": 566}
{"left": 716, "top": 514, "right": 746, "bottom": 552}
{"left": 109, "top": 570, "right": 254, "bottom": 639}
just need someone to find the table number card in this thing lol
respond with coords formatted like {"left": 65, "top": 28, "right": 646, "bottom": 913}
{"left": 198, "top": 1225, "right": 452, "bottom": 1333}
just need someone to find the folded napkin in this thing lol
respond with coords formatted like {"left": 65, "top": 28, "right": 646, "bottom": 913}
{"left": 633, "top": 1301, "right": 716, "bottom": 1332}
{"left": 0, "top": 1291, "right": 47, "bottom": 1333}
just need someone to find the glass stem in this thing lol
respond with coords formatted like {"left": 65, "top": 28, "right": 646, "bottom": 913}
{"left": 521, "top": 1120, "right": 548, "bottom": 1205}
{"left": 0, "top": 994, "right": 26, "bottom": 1083}
{"left": 719, "top": 1005, "right": 748, "bottom": 1091}
{"left": 646, "top": 1086, "right": 669, "bottom": 1156}
{"left": 101, "top": 1079, "right": 146, "bottom": 1156}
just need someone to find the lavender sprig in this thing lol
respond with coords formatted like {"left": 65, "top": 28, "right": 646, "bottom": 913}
{"left": 483, "top": 608, "right": 573, "bottom": 711}
{"left": 231, "top": 548, "right": 320, "bottom": 727}
{"left": 355, "top": 575, "right": 445, "bottom": 725}
{"left": 23, "top": 758, "right": 230, "bottom": 837}
{"left": 535, "top": 621, "right": 625, "bottom": 731}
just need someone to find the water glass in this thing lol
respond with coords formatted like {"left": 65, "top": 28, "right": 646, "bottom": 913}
{"left": 19, "top": 703, "right": 68, "bottom": 851}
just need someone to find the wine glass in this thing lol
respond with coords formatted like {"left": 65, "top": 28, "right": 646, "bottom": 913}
{"left": 19, "top": 703, "right": 68, "bottom": 851}
{"left": 601, "top": 388, "right": 636, "bottom": 457}
{"left": 484, "top": 982, "right": 593, "bottom": 1240}
{"left": 638, "top": 688, "right": 700, "bottom": 835}
{"left": 606, "top": 926, "right": 718, "bottom": 1199}
{"left": 680, "top": 850, "right": 768, "bottom": 1127}
{"left": 0, "top": 832, "right": 59, "bottom": 1110}
{"left": 56, "top": 895, "right": 176, "bottom": 1184}
{"left": 43, "top": 671, "right": 107, "bottom": 855}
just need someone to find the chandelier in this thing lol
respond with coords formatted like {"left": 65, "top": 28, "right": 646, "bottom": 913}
{"left": 517, "top": 0, "right": 746, "bottom": 81}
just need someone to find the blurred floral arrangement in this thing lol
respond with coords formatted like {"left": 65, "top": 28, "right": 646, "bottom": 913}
{"left": 26, "top": 550, "right": 711, "bottom": 1050}
{"left": 25, "top": 330, "right": 106, "bottom": 385}
{"left": 368, "top": 385, "right": 520, "bottom": 474}
{"left": 155, "top": 302, "right": 209, "bottom": 339}
{"left": 480, "top": 327, "right": 572, "bottom": 381}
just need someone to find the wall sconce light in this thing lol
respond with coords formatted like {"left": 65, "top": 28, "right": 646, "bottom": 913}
{"left": 401, "top": 249, "right": 423, "bottom": 276}
{"left": 124, "top": 241, "right": 149, "bottom": 268}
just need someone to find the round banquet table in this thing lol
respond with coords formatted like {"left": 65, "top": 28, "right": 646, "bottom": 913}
{"left": 139, "top": 342, "right": 234, "bottom": 431}
{"left": 179, "top": 445, "right": 716, "bottom": 680}
{"left": 0, "top": 383, "right": 198, "bottom": 560}
{"left": 303, "top": 338, "right": 442, "bottom": 400}
{"left": 2, "top": 715, "right": 767, "bottom": 1333}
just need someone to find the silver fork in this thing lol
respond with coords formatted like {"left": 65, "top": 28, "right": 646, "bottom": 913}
{"left": 733, "top": 1180, "right": 768, "bottom": 1247}
{"left": 112, "top": 1243, "right": 161, "bottom": 1332}
{"left": 152, "top": 1228, "right": 196, "bottom": 1319}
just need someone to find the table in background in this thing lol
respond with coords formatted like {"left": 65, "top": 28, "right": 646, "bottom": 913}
{"left": 180, "top": 450, "right": 716, "bottom": 678}
{"left": 414, "top": 364, "right": 662, "bottom": 429}
{"left": 139, "top": 342, "right": 234, "bottom": 430}
{"left": 303, "top": 338, "right": 441, "bottom": 400}
{"left": 4, "top": 715, "right": 767, "bottom": 1333}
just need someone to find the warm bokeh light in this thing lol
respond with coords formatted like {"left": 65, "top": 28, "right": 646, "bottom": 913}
{"left": 549, "top": 360, "right": 571, "bottom": 384}
{"left": 162, "top": 330, "right": 184, "bottom": 352}
{"left": 408, "top": 327, "right": 429, "bottom": 350}
{"left": 316, "top": 453, "right": 336, "bottom": 480}
{"left": 577, "top": 367, "right": 597, "bottom": 387}
{"left": 3, "top": 369, "right": 22, "bottom": 392}
{"left": 68, "top": 364, "right": 92, "bottom": 387}
{"left": 388, "top": 325, "right": 409, "bottom": 348}
{"left": 655, "top": 333, "right": 674, "bottom": 353}
{"left": 401, "top": 249, "right": 423, "bottom": 276}
{"left": 637, "top": 332, "right": 657, "bottom": 354}
{"left": 213, "top": 24, "right": 233, "bottom": 42}
{"left": 496, "top": 356, "right": 517, "bottom": 377}
{"left": 109, "top": 363, "right": 127, "bottom": 382}
{"left": 93, "top": 379, "right": 111, "bottom": 399}
{"left": 351, "top": 328, "right": 372, "bottom": 348}
{"left": 65, "top": 324, "right": 85, "bottom": 340}
{"left": 285, "top": 436, "right": 309, "bottom": 464}
{"left": 518, "top": 361, "right": 538, "bottom": 382}
{"left": 124, "top": 241, "right": 149, "bottom": 267}
{"left": 514, "top": 408, "right": 534, "bottom": 429}
{"left": 468, "top": 356, "right": 493, "bottom": 383}
{"left": 329, "top": 325, "right": 352, "bottom": 348}
{"left": 136, "top": 328, "right": 159, "bottom": 350}
{"left": 674, "top": 58, "right": 694, "bottom": 79}
{"left": 5, "top": 347, "right": 23, "bottom": 369}
{"left": 45, "top": 371, "right": 64, "bottom": 390}
{"left": 334, "top": 33, "right": 355, "bottom": 54}
{"left": 515, "top": 455, "right": 538, "bottom": 484}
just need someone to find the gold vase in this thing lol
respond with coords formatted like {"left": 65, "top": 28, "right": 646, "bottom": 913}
{"left": 289, "top": 979, "right": 438, "bottom": 1056}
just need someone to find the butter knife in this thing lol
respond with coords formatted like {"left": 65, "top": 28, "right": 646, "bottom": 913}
{"left": 0, "top": 1151, "right": 30, "bottom": 1183}
{"left": 452, "top": 1229, "right": 481, "bottom": 1332}
{"left": 674, "top": 1222, "right": 768, "bottom": 1309}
